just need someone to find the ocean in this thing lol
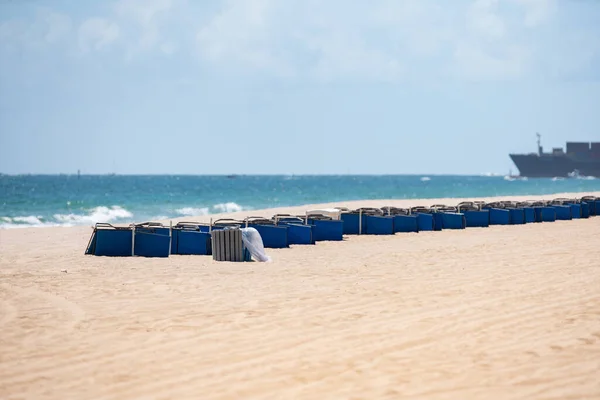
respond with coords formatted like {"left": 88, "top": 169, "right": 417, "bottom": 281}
{"left": 1, "top": 174, "right": 599, "bottom": 229}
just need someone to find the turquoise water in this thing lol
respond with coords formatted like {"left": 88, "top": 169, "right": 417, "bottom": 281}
{"left": 1, "top": 174, "right": 599, "bottom": 228}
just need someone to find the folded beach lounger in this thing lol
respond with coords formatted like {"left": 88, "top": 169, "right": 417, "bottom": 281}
{"left": 362, "top": 208, "right": 394, "bottom": 235}
{"left": 482, "top": 203, "right": 511, "bottom": 225}
{"left": 457, "top": 202, "right": 490, "bottom": 228}
{"left": 568, "top": 201, "right": 588, "bottom": 219}
{"left": 244, "top": 217, "right": 289, "bottom": 248}
{"left": 508, "top": 208, "right": 526, "bottom": 224}
{"left": 273, "top": 215, "right": 314, "bottom": 245}
{"left": 415, "top": 205, "right": 452, "bottom": 231}
{"left": 85, "top": 222, "right": 172, "bottom": 257}
{"left": 524, "top": 201, "right": 556, "bottom": 222}
{"left": 547, "top": 200, "right": 573, "bottom": 220}
{"left": 580, "top": 201, "right": 590, "bottom": 218}
{"left": 85, "top": 223, "right": 134, "bottom": 257}
{"left": 340, "top": 210, "right": 363, "bottom": 235}
{"left": 570, "top": 203, "right": 582, "bottom": 219}
{"left": 131, "top": 222, "right": 172, "bottom": 258}
{"left": 305, "top": 214, "right": 344, "bottom": 241}
{"left": 430, "top": 205, "right": 466, "bottom": 230}
{"left": 498, "top": 202, "right": 526, "bottom": 225}
{"left": 553, "top": 198, "right": 584, "bottom": 219}
{"left": 171, "top": 221, "right": 212, "bottom": 255}
{"left": 410, "top": 207, "right": 435, "bottom": 231}
{"left": 340, "top": 208, "right": 394, "bottom": 235}
{"left": 515, "top": 202, "right": 536, "bottom": 223}
{"left": 581, "top": 196, "right": 598, "bottom": 217}
{"left": 383, "top": 207, "right": 418, "bottom": 233}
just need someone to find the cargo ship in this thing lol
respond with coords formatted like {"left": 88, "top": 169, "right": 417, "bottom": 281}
{"left": 509, "top": 133, "right": 600, "bottom": 178}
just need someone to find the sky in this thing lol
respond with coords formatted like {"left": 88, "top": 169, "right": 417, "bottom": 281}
{"left": 0, "top": 0, "right": 599, "bottom": 175}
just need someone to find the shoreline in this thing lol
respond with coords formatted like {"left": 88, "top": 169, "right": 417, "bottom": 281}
{"left": 1, "top": 191, "right": 599, "bottom": 234}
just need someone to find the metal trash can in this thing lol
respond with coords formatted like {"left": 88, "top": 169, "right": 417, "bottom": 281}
{"left": 211, "top": 228, "right": 244, "bottom": 262}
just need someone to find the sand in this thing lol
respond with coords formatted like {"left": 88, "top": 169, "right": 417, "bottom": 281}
{"left": 1, "top": 191, "right": 599, "bottom": 400}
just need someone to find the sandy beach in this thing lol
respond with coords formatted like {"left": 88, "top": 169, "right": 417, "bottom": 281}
{"left": 1, "top": 191, "right": 599, "bottom": 400}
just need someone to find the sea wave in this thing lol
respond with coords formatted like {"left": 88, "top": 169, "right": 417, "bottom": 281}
{"left": 0, "top": 215, "right": 61, "bottom": 229}
{"left": 213, "top": 202, "right": 244, "bottom": 213}
{"left": 1, "top": 203, "right": 247, "bottom": 229}
{"left": 175, "top": 207, "right": 210, "bottom": 216}
{"left": 53, "top": 206, "right": 133, "bottom": 224}
{"left": 175, "top": 202, "right": 244, "bottom": 216}
{"left": 0, "top": 206, "right": 133, "bottom": 229}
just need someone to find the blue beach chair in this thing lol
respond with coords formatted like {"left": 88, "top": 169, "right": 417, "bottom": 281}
{"left": 85, "top": 223, "right": 133, "bottom": 257}
{"left": 581, "top": 196, "right": 598, "bottom": 217}
{"left": 383, "top": 207, "right": 419, "bottom": 233}
{"left": 171, "top": 221, "right": 212, "bottom": 255}
{"left": 305, "top": 214, "right": 344, "bottom": 241}
{"left": 410, "top": 206, "right": 435, "bottom": 231}
{"left": 273, "top": 214, "right": 314, "bottom": 245}
{"left": 551, "top": 197, "right": 583, "bottom": 219}
{"left": 132, "top": 222, "right": 172, "bottom": 258}
{"left": 85, "top": 222, "right": 172, "bottom": 257}
{"left": 340, "top": 209, "right": 365, "bottom": 235}
{"left": 362, "top": 208, "right": 395, "bottom": 235}
{"left": 516, "top": 202, "right": 536, "bottom": 223}
{"left": 482, "top": 202, "right": 511, "bottom": 225}
{"left": 244, "top": 217, "right": 289, "bottom": 248}
{"left": 580, "top": 200, "right": 590, "bottom": 218}
{"left": 547, "top": 200, "right": 572, "bottom": 221}
{"left": 340, "top": 208, "right": 394, "bottom": 235}
{"left": 499, "top": 202, "right": 526, "bottom": 225}
{"left": 430, "top": 205, "right": 466, "bottom": 230}
{"left": 457, "top": 202, "right": 490, "bottom": 228}
{"left": 524, "top": 201, "right": 556, "bottom": 223}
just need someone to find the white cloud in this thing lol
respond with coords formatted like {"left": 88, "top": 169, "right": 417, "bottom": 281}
{"left": 115, "top": 0, "right": 179, "bottom": 55}
{"left": 78, "top": 18, "right": 120, "bottom": 53}
{"left": 1, "top": 0, "right": 596, "bottom": 83}
{"left": 41, "top": 10, "right": 72, "bottom": 43}
{"left": 451, "top": 42, "right": 530, "bottom": 80}
{"left": 192, "top": 0, "right": 598, "bottom": 83}
{"left": 512, "top": 0, "right": 557, "bottom": 27}
{"left": 467, "top": 0, "right": 506, "bottom": 39}
{"left": 195, "top": 0, "right": 410, "bottom": 80}
{"left": 196, "top": 0, "right": 292, "bottom": 76}
{"left": 369, "top": 0, "right": 453, "bottom": 57}
{"left": 0, "top": 9, "right": 71, "bottom": 49}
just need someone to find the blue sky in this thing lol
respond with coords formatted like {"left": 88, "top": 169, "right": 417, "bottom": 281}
{"left": 1, "top": 0, "right": 599, "bottom": 175}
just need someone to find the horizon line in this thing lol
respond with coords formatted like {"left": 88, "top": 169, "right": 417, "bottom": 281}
{"left": 0, "top": 172, "right": 508, "bottom": 177}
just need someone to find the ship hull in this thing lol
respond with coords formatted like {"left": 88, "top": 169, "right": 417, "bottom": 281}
{"left": 509, "top": 154, "right": 600, "bottom": 178}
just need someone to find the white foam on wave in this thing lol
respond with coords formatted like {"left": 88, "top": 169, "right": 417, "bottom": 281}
{"left": 420, "top": 177, "right": 431, "bottom": 182}
{"left": 176, "top": 202, "right": 244, "bottom": 217}
{"left": 176, "top": 207, "right": 210, "bottom": 216}
{"left": 213, "top": 202, "right": 243, "bottom": 213}
{"left": 12, "top": 216, "right": 44, "bottom": 224}
{"left": 1, "top": 206, "right": 134, "bottom": 229}
{"left": 481, "top": 172, "right": 502, "bottom": 177}
{"left": 54, "top": 206, "right": 133, "bottom": 224}
{"left": 0, "top": 215, "right": 62, "bottom": 229}
{"left": 504, "top": 175, "right": 527, "bottom": 181}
